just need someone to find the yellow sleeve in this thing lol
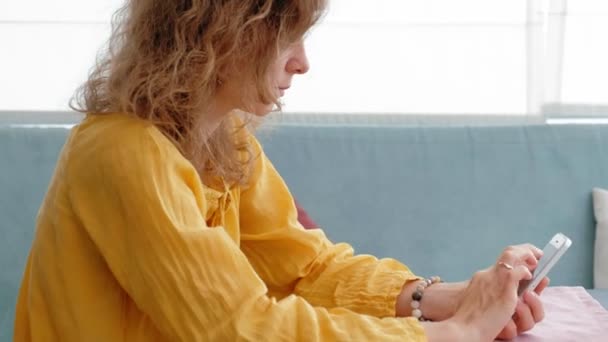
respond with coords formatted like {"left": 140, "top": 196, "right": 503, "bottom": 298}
{"left": 239, "top": 136, "right": 421, "bottom": 319}
{"left": 67, "top": 124, "right": 425, "bottom": 341}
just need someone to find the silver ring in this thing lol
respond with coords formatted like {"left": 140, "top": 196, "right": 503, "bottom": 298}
{"left": 498, "top": 261, "right": 514, "bottom": 270}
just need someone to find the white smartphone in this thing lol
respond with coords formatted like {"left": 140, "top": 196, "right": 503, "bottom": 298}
{"left": 517, "top": 233, "right": 572, "bottom": 296}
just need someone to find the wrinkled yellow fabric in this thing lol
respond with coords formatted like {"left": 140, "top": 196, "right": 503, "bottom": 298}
{"left": 14, "top": 113, "right": 426, "bottom": 341}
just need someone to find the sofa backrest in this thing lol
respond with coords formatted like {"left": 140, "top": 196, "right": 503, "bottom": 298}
{"left": 0, "top": 125, "right": 71, "bottom": 340}
{"left": 259, "top": 120, "right": 606, "bottom": 289}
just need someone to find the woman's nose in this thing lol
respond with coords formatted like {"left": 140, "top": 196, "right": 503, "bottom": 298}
{"left": 286, "top": 44, "right": 310, "bottom": 75}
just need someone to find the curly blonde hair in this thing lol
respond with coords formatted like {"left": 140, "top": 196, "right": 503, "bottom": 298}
{"left": 71, "top": 0, "right": 326, "bottom": 186}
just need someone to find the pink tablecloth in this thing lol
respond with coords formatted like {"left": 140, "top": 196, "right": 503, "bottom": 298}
{"left": 507, "top": 286, "right": 608, "bottom": 342}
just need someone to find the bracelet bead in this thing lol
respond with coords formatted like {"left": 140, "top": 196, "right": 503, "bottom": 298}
{"left": 410, "top": 276, "right": 442, "bottom": 321}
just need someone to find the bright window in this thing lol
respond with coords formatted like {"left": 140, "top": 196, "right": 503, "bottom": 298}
{"left": 1, "top": 0, "right": 606, "bottom": 116}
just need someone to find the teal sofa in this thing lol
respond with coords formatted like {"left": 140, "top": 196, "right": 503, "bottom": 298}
{"left": 2, "top": 112, "right": 607, "bottom": 340}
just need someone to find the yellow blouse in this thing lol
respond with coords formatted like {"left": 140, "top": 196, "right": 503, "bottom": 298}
{"left": 14, "top": 113, "right": 425, "bottom": 341}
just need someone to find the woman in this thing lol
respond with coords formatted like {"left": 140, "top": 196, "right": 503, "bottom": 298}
{"left": 14, "top": 0, "right": 548, "bottom": 341}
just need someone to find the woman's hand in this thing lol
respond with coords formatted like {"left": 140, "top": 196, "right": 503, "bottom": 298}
{"left": 448, "top": 244, "right": 542, "bottom": 341}
{"left": 496, "top": 276, "right": 549, "bottom": 340}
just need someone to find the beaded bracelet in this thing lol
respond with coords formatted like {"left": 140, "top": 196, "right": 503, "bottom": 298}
{"left": 411, "top": 276, "right": 442, "bottom": 321}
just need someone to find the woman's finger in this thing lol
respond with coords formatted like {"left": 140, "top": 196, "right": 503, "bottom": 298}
{"left": 495, "top": 262, "right": 532, "bottom": 295}
{"left": 523, "top": 291, "right": 545, "bottom": 323}
{"left": 513, "top": 300, "right": 535, "bottom": 333}
{"left": 499, "top": 245, "right": 539, "bottom": 271}
{"left": 504, "top": 263, "right": 533, "bottom": 281}
{"left": 496, "top": 319, "right": 518, "bottom": 340}
{"left": 534, "top": 277, "right": 550, "bottom": 295}
{"left": 521, "top": 243, "right": 543, "bottom": 259}
{"left": 514, "top": 244, "right": 542, "bottom": 270}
